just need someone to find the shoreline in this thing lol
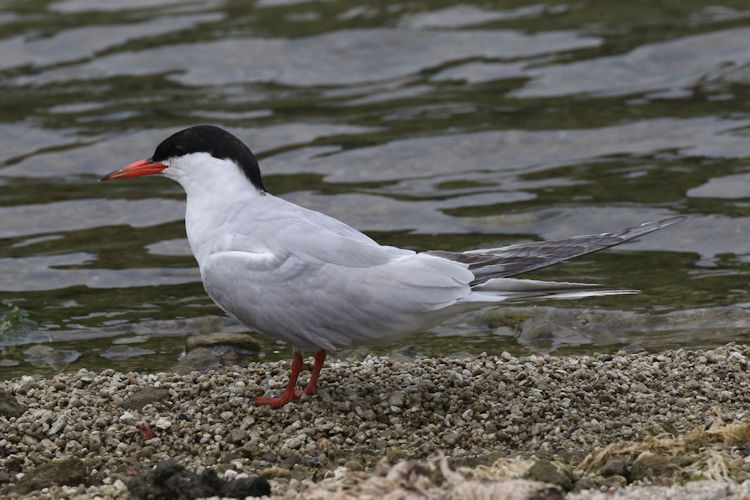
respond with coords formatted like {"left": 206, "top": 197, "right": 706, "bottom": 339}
{"left": 2, "top": 343, "right": 750, "bottom": 498}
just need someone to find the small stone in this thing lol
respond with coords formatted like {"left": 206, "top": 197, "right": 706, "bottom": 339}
{"left": 387, "top": 448, "right": 407, "bottom": 462}
{"left": 630, "top": 452, "right": 678, "bottom": 481}
{"left": 155, "top": 417, "right": 172, "bottom": 430}
{"left": 525, "top": 459, "right": 573, "bottom": 491}
{"left": 221, "top": 476, "right": 271, "bottom": 498}
{"left": 601, "top": 459, "right": 630, "bottom": 479}
{"left": 40, "top": 438, "right": 56, "bottom": 451}
{"left": 48, "top": 417, "right": 66, "bottom": 435}
{"left": 261, "top": 467, "right": 291, "bottom": 479}
{"left": 228, "top": 429, "right": 245, "bottom": 444}
{"left": 12, "top": 457, "right": 89, "bottom": 494}
{"left": 388, "top": 392, "right": 404, "bottom": 407}
{"left": 284, "top": 436, "right": 304, "bottom": 449}
{"left": 444, "top": 432, "right": 459, "bottom": 446}
{"left": 122, "top": 388, "right": 170, "bottom": 411}
{"left": 344, "top": 459, "right": 363, "bottom": 471}
{"left": 0, "top": 390, "right": 26, "bottom": 418}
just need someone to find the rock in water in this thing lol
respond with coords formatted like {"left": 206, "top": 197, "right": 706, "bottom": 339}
{"left": 100, "top": 345, "right": 155, "bottom": 361}
{"left": 185, "top": 332, "right": 260, "bottom": 351}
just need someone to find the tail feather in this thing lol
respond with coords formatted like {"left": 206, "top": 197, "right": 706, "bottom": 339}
{"left": 426, "top": 216, "right": 686, "bottom": 285}
{"left": 463, "top": 277, "right": 637, "bottom": 305}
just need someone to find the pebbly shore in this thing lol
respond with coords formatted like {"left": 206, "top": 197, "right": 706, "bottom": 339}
{"left": 2, "top": 343, "right": 750, "bottom": 499}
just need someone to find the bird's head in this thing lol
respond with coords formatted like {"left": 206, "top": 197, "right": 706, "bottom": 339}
{"left": 100, "top": 125, "right": 266, "bottom": 193}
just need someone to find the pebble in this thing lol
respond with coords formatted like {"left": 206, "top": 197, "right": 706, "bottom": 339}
{"left": 2, "top": 344, "right": 750, "bottom": 498}
{"left": 155, "top": 417, "right": 172, "bottom": 430}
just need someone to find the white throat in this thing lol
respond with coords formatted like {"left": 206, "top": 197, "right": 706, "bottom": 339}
{"left": 162, "top": 152, "right": 265, "bottom": 265}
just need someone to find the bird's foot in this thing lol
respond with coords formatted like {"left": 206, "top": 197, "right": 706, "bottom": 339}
{"left": 254, "top": 349, "right": 327, "bottom": 408}
{"left": 254, "top": 393, "right": 298, "bottom": 408}
{"left": 254, "top": 385, "right": 314, "bottom": 407}
{"left": 294, "top": 388, "right": 315, "bottom": 398}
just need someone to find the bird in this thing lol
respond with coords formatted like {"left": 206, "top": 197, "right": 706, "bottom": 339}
{"left": 101, "top": 125, "right": 685, "bottom": 408}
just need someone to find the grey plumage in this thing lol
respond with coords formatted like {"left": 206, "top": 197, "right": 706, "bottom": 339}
{"left": 427, "top": 216, "right": 686, "bottom": 286}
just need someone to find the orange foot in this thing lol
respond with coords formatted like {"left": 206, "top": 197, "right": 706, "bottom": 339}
{"left": 255, "top": 349, "right": 327, "bottom": 408}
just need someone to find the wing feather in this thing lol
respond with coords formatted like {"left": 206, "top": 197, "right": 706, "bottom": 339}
{"left": 200, "top": 224, "right": 473, "bottom": 351}
{"left": 426, "top": 216, "right": 686, "bottom": 285}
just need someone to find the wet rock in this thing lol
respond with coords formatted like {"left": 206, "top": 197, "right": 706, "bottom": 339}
{"left": 524, "top": 459, "right": 573, "bottom": 491}
{"left": 630, "top": 452, "right": 678, "bottom": 481}
{"left": 122, "top": 387, "right": 171, "bottom": 410}
{"left": 173, "top": 335, "right": 261, "bottom": 373}
{"left": 0, "top": 390, "right": 25, "bottom": 418}
{"left": 12, "top": 457, "right": 89, "bottom": 494}
{"left": 100, "top": 345, "right": 155, "bottom": 361}
{"left": 112, "top": 335, "right": 150, "bottom": 345}
{"left": 386, "top": 345, "right": 425, "bottom": 362}
{"left": 127, "top": 461, "right": 269, "bottom": 499}
{"left": 186, "top": 331, "right": 260, "bottom": 351}
{"left": 222, "top": 476, "right": 271, "bottom": 498}
{"left": 172, "top": 347, "right": 222, "bottom": 374}
{"left": 23, "top": 345, "right": 80, "bottom": 370}
{"left": 601, "top": 459, "right": 630, "bottom": 480}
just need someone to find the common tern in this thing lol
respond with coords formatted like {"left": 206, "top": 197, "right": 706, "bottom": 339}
{"left": 101, "top": 125, "right": 685, "bottom": 407}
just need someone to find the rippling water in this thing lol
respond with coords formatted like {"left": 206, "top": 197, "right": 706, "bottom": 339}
{"left": 2, "top": 0, "right": 750, "bottom": 378}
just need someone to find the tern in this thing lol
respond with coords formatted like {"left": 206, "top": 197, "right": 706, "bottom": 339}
{"left": 101, "top": 125, "right": 685, "bottom": 407}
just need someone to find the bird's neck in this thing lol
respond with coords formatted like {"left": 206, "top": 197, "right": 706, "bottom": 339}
{"left": 172, "top": 158, "right": 266, "bottom": 266}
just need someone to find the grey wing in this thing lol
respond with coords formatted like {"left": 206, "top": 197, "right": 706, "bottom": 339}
{"left": 201, "top": 225, "right": 473, "bottom": 351}
{"left": 426, "top": 216, "right": 686, "bottom": 286}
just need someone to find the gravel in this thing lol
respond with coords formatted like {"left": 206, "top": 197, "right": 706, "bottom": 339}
{"left": 2, "top": 343, "right": 750, "bottom": 498}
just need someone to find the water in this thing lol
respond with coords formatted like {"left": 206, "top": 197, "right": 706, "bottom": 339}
{"left": 2, "top": 0, "right": 750, "bottom": 379}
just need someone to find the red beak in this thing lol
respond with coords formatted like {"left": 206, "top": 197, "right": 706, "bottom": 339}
{"left": 100, "top": 158, "right": 167, "bottom": 181}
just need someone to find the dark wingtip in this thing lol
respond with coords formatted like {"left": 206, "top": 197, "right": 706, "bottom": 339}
{"left": 649, "top": 215, "right": 687, "bottom": 228}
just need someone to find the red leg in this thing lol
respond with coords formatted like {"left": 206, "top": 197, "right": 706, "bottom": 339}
{"left": 255, "top": 352, "right": 304, "bottom": 408}
{"left": 296, "top": 349, "right": 327, "bottom": 397}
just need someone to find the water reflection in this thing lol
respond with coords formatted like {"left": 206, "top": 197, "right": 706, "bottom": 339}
{"left": 1, "top": 0, "right": 750, "bottom": 377}
{"left": 512, "top": 27, "right": 750, "bottom": 98}
{"left": 22, "top": 29, "right": 599, "bottom": 87}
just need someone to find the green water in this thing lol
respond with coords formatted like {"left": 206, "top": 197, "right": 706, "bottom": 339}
{"left": 1, "top": 0, "right": 750, "bottom": 378}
